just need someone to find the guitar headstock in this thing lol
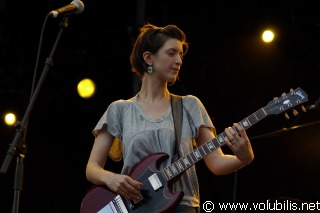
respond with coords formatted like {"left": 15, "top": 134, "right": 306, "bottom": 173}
{"left": 264, "top": 87, "right": 308, "bottom": 116}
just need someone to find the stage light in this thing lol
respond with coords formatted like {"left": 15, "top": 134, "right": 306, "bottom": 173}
{"left": 4, "top": 113, "right": 16, "bottom": 126}
{"left": 77, "top": 78, "right": 96, "bottom": 98}
{"left": 262, "top": 30, "right": 274, "bottom": 43}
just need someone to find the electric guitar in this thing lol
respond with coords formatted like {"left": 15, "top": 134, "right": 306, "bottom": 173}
{"left": 80, "top": 87, "right": 308, "bottom": 213}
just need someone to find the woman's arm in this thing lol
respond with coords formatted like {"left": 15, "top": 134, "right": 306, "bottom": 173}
{"left": 196, "top": 123, "right": 254, "bottom": 175}
{"left": 85, "top": 125, "right": 142, "bottom": 200}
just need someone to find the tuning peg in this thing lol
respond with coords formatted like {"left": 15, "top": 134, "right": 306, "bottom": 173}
{"left": 301, "top": 105, "right": 307, "bottom": 112}
{"left": 293, "top": 109, "right": 299, "bottom": 116}
{"left": 284, "top": 113, "right": 290, "bottom": 119}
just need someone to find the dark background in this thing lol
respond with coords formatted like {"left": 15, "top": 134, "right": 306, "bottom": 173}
{"left": 1, "top": 0, "right": 320, "bottom": 212}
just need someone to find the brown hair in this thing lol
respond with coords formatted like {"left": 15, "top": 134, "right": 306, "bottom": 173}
{"left": 130, "top": 23, "right": 189, "bottom": 79}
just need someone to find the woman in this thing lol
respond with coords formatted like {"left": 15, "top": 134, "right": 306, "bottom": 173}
{"left": 85, "top": 23, "right": 254, "bottom": 213}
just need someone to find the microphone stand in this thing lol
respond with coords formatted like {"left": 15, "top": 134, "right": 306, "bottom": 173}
{"left": 0, "top": 16, "right": 70, "bottom": 213}
{"left": 249, "top": 118, "right": 320, "bottom": 140}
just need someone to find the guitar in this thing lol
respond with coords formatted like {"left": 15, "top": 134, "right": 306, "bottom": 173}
{"left": 80, "top": 87, "right": 308, "bottom": 213}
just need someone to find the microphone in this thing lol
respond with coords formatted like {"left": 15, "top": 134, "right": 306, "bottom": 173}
{"left": 48, "top": 0, "right": 85, "bottom": 18}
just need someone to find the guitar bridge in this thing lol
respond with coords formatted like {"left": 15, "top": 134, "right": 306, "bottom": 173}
{"left": 125, "top": 192, "right": 143, "bottom": 210}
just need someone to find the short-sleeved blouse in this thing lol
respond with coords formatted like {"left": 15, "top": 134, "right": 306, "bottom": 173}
{"left": 93, "top": 94, "right": 215, "bottom": 207}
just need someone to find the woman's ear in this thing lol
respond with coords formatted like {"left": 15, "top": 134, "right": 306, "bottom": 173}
{"left": 143, "top": 51, "right": 152, "bottom": 66}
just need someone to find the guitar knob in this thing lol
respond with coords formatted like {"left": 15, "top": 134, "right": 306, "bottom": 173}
{"left": 293, "top": 109, "right": 299, "bottom": 116}
{"left": 301, "top": 105, "right": 307, "bottom": 112}
{"left": 284, "top": 113, "right": 290, "bottom": 120}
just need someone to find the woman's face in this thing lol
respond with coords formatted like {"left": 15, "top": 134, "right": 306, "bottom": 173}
{"left": 151, "top": 38, "right": 184, "bottom": 83}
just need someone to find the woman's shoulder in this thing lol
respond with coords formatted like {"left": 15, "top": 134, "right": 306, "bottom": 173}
{"left": 179, "top": 94, "right": 203, "bottom": 106}
{"left": 171, "top": 93, "right": 199, "bottom": 101}
{"left": 181, "top": 94, "right": 201, "bottom": 102}
{"left": 110, "top": 97, "right": 134, "bottom": 105}
{"left": 178, "top": 94, "right": 207, "bottom": 113}
{"left": 169, "top": 93, "right": 204, "bottom": 110}
{"left": 107, "top": 97, "right": 135, "bottom": 111}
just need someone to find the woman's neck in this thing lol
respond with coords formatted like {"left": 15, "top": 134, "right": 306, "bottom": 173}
{"left": 138, "top": 76, "right": 170, "bottom": 103}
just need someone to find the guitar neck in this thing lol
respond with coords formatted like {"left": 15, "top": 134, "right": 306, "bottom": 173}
{"left": 161, "top": 107, "right": 268, "bottom": 181}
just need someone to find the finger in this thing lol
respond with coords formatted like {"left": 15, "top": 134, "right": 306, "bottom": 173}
{"left": 233, "top": 123, "right": 247, "bottom": 139}
{"left": 128, "top": 178, "right": 143, "bottom": 189}
{"left": 125, "top": 178, "right": 143, "bottom": 198}
{"left": 117, "top": 188, "right": 132, "bottom": 200}
{"left": 119, "top": 183, "right": 141, "bottom": 200}
{"left": 233, "top": 123, "right": 244, "bottom": 132}
{"left": 225, "top": 127, "right": 238, "bottom": 141}
{"left": 224, "top": 135, "right": 236, "bottom": 147}
{"left": 225, "top": 137, "right": 240, "bottom": 155}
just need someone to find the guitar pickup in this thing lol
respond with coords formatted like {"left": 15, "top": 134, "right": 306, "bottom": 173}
{"left": 148, "top": 173, "right": 162, "bottom": 191}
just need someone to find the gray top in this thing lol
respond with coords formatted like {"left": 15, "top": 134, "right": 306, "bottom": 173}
{"left": 93, "top": 94, "right": 215, "bottom": 207}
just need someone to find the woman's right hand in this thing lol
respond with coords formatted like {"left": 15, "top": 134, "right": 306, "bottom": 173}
{"left": 105, "top": 172, "right": 143, "bottom": 201}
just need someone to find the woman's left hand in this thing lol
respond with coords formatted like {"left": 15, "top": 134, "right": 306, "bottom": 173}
{"left": 224, "top": 123, "right": 254, "bottom": 165}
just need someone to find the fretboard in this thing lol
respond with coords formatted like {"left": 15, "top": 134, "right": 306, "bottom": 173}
{"left": 160, "top": 107, "right": 268, "bottom": 181}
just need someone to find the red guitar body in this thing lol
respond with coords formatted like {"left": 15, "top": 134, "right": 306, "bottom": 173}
{"left": 80, "top": 152, "right": 184, "bottom": 213}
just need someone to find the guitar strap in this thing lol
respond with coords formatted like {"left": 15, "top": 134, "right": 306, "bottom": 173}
{"left": 170, "top": 94, "right": 183, "bottom": 163}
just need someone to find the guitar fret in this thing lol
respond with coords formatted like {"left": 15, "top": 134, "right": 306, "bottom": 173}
{"left": 158, "top": 171, "right": 167, "bottom": 182}
{"left": 207, "top": 141, "right": 216, "bottom": 152}
{"left": 240, "top": 118, "right": 251, "bottom": 128}
{"left": 182, "top": 157, "right": 191, "bottom": 167}
{"left": 168, "top": 166, "right": 177, "bottom": 176}
{"left": 162, "top": 170, "right": 170, "bottom": 181}
{"left": 190, "top": 152, "right": 197, "bottom": 163}
{"left": 194, "top": 149, "right": 202, "bottom": 159}
{"left": 217, "top": 135, "right": 224, "bottom": 144}
{"left": 186, "top": 154, "right": 194, "bottom": 165}
{"left": 179, "top": 158, "right": 188, "bottom": 169}
{"left": 202, "top": 143, "right": 210, "bottom": 154}
{"left": 213, "top": 138, "right": 222, "bottom": 147}
{"left": 175, "top": 162, "right": 183, "bottom": 173}
{"left": 231, "top": 126, "right": 238, "bottom": 133}
{"left": 261, "top": 108, "right": 267, "bottom": 116}
{"left": 170, "top": 164, "right": 179, "bottom": 175}
{"left": 165, "top": 167, "right": 173, "bottom": 178}
{"left": 199, "top": 146, "right": 207, "bottom": 156}
{"left": 256, "top": 109, "right": 266, "bottom": 120}
{"left": 253, "top": 110, "right": 261, "bottom": 121}
{"left": 248, "top": 114, "right": 257, "bottom": 125}
{"left": 176, "top": 160, "right": 185, "bottom": 171}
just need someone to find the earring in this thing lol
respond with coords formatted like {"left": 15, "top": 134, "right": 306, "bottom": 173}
{"left": 147, "top": 66, "right": 153, "bottom": 74}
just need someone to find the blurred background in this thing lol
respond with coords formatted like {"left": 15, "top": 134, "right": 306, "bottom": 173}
{"left": 1, "top": 0, "right": 320, "bottom": 212}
